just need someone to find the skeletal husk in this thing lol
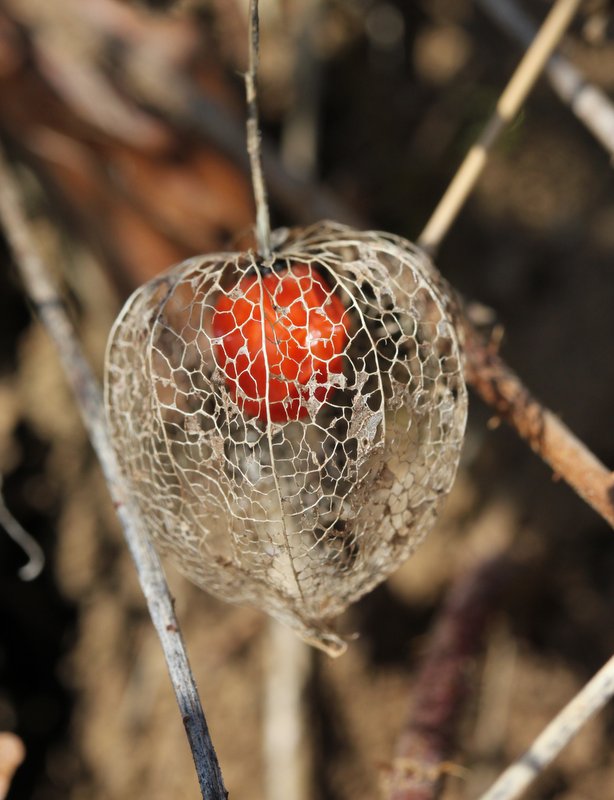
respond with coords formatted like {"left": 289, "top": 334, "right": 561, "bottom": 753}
{"left": 104, "top": 222, "right": 467, "bottom": 656}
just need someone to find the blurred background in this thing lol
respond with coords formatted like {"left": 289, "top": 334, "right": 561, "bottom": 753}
{"left": 1, "top": 0, "right": 614, "bottom": 798}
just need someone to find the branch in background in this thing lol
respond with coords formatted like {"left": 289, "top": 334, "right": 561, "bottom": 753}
{"left": 280, "top": 0, "right": 323, "bottom": 180}
{"left": 476, "top": 0, "right": 614, "bottom": 161}
{"left": 0, "top": 145, "right": 227, "bottom": 800}
{"left": 91, "top": 0, "right": 358, "bottom": 226}
{"left": 386, "top": 308, "right": 614, "bottom": 800}
{"left": 418, "top": 0, "right": 581, "bottom": 256}
{"left": 129, "top": 75, "right": 361, "bottom": 228}
{"left": 413, "top": 0, "right": 614, "bottom": 530}
{"left": 263, "top": 622, "right": 312, "bottom": 800}
{"left": 460, "top": 316, "right": 614, "bottom": 529}
{"left": 478, "top": 652, "right": 614, "bottom": 800}
{"left": 385, "top": 555, "right": 513, "bottom": 800}
{"left": 0, "top": 0, "right": 361, "bottom": 293}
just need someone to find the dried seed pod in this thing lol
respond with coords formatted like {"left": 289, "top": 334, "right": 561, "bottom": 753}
{"left": 104, "top": 222, "right": 467, "bottom": 655}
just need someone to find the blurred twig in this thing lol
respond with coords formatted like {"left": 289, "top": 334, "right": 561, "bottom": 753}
{"left": 264, "top": 622, "right": 312, "bottom": 800}
{"left": 478, "top": 652, "right": 614, "bottom": 800}
{"left": 87, "top": 1, "right": 360, "bottom": 227}
{"left": 0, "top": 144, "right": 227, "bottom": 800}
{"left": 386, "top": 555, "right": 512, "bottom": 800}
{"left": 476, "top": 0, "right": 614, "bottom": 161}
{"left": 418, "top": 0, "right": 581, "bottom": 255}
{"left": 0, "top": 474, "right": 45, "bottom": 580}
{"left": 414, "top": 0, "right": 614, "bottom": 529}
{"left": 466, "top": 625, "right": 518, "bottom": 796}
{"left": 130, "top": 75, "right": 360, "bottom": 228}
{"left": 280, "top": 0, "right": 322, "bottom": 180}
{"left": 0, "top": 733, "right": 25, "bottom": 800}
{"left": 0, "top": 0, "right": 361, "bottom": 272}
{"left": 460, "top": 317, "right": 614, "bottom": 529}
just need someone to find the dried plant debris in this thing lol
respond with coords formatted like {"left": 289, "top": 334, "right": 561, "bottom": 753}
{"left": 105, "top": 222, "right": 467, "bottom": 655}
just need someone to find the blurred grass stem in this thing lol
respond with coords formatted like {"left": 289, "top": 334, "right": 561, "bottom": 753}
{"left": 476, "top": 0, "right": 614, "bottom": 161}
{"left": 0, "top": 475, "right": 45, "bottom": 581}
{"left": 418, "top": 0, "right": 581, "bottom": 255}
{"left": 264, "top": 621, "right": 312, "bottom": 800}
{"left": 0, "top": 143, "right": 227, "bottom": 800}
{"left": 478, "top": 652, "right": 614, "bottom": 800}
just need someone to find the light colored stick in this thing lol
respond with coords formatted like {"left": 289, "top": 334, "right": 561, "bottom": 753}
{"left": 263, "top": 620, "right": 312, "bottom": 800}
{"left": 477, "top": 0, "right": 614, "bottom": 160}
{"left": 245, "top": 0, "right": 272, "bottom": 258}
{"left": 0, "top": 475, "right": 45, "bottom": 580}
{"left": 0, "top": 733, "right": 25, "bottom": 800}
{"left": 0, "top": 145, "right": 227, "bottom": 800}
{"left": 477, "top": 652, "right": 614, "bottom": 800}
{"left": 418, "top": 0, "right": 581, "bottom": 255}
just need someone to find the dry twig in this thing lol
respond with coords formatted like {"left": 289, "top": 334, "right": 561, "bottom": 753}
{"left": 394, "top": 3, "right": 614, "bottom": 797}
{"left": 418, "top": 0, "right": 582, "bottom": 255}
{"left": 460, "top": 318, "right": 614, "bottom": 529}
{"left": 386, "top": 555, "right": 512, "bottom": 800}
{"left": 478, "top": 652, "right": 614, "bottom": 800}
{"left": 477, "top": 0, "right": 614, "bottom": 160}
{"left": 99, "top": 1, "right": 359, "bottom": 229}
{"left": 142, "top": 80, "right": 360, "bottom": 228}
{"left": 414, "top": 0, "right": 614, "bottom": 529}
{"left": 0, "top": 144, "right": 227, "bottom": 800}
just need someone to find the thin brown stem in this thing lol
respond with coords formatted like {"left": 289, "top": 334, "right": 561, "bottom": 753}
{"left": 0, "top": 145, "right": 227, "bottom": 800}
{"left": 245, "top": 0, "right": 272, "bottom": 258}
{"left": 461, "top": 318, "right": 614, "bottom": 529}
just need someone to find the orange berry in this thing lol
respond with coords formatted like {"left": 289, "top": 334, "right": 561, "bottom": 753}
{"left": 212, "top": 263, "right": 347, "bottom": 422}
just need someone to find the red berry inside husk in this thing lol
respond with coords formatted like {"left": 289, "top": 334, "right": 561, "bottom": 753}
{"left": 212, "top": 262, "right": 348, "bottom": 422}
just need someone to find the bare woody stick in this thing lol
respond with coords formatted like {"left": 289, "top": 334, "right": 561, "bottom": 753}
{"left": 477, "top": 0, "right": 614, "bottom": 160}
{"left": 460, "top": 317, "right": 614, "bottom": 529}
{"left": 245, "top": 0, "right": 272, "bottom": 258}
{"left": 0, "top": 145, "right": 227, "bottom": 800}
{"left": 386, "top": 554, "right": 512, "bottom": 800}
{"left": 478, "top": 652, "right": 614, "bottom": 800}
{"left": 418, "top": 0, "right": 581, "bottom": 256}
{"left": 263, "top": 622, "right": 312, "bottom": 800}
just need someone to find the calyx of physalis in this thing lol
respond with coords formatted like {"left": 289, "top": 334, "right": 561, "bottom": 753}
{"left": 105, "top": 222, "right": 467, "bottom": 656}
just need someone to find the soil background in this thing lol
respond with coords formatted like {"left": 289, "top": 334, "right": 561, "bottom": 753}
{"left": 1, "top": 1, "right": 614, "bottom": 799}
